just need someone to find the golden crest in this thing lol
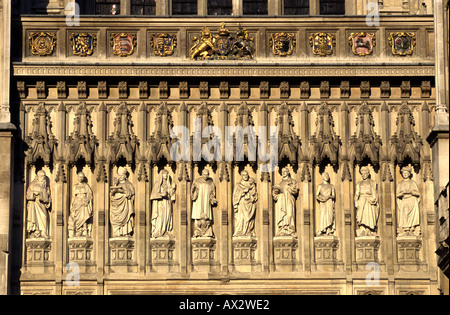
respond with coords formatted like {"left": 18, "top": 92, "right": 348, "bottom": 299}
{"left": 29, "top": 32, "right": 56, "bottom": 56}
{"left": 349, "top": 32, "right": 376, "bottom": 56}
{"left": 309, "top": 33, "right": 335, "bottom": 56}
{"left": 388, "top": 32, "right": 416, "bottom": 56}
{"left": 70, "top": 33, "right": 97, "bottom": 57}
{"left": 150, "top": 33, "right": 177, "bottom": 57}
{"left": 110, "top": 33, "right": 137, "bottom": 57}
{"left": 269, "top": 33, "right": 296, "bottom": 56}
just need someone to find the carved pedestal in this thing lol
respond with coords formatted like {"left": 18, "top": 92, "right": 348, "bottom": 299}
{"left": 273, "top": 236, "right": 298, "bottom": 271}
{"left": 109, "top": 236, "right": 136, "bottom": 272}
{"left": 150, "top": 236, "right": 175, "bottom": 272}
{"left": 314, "top": 235, "right": 340, "bottom": 271}
{"left": 233, "top": 236, "right": 258, "bottom": 272}
{"left": 25, "top": 238, "right": 53, "bottom": 273}
{"left": 191, "top": 237, "right": 216, "bottom": 272}
{"left": 355, "top": 236, "right": 380, "bottom": 264}
{"left": 68, "top": 237, "right": 94, "bottom": 273}
{"left": 397, "top": 235, "right": 422, "bottom": 264}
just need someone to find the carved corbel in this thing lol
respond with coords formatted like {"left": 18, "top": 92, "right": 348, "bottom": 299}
{"left": 340, "top": 81, "right": 350, "bottom": 98}
{"left": 56, "top": 81, "right": 67, "bottom": 99}
{"left": 360, "top": 81, "right": 370, "bottom": 98}
{"left": 420, "top": 81, "right": 431, "bottom": 98}
{"left": 107, "top": 102, "right": 138, "bottom": 165}
{"left": 199, "top": 81, "right": 209, "bottom": 99}
{"left": 380, "top": 81, "right": 391, "bottom": 98}
{"left": 159, "top": 81, "right": 169, "bottom": 99}
{"left": 24, "top": 102, "right": 57, "bottom": 166}
{"left": 240, "top": 81, "right": 249, "bottom": 99}
{"left": 139, "top": 81, "right": 149, "bottom": 99}
{"left": 118, "top": 81, "right": 128, "bottom": 99}
{"left": 179, "top": 81, "right": 189, "bottom": 99}
{"left": 400, "top": 81, "right": 411, "bottom": 98}
{"left": 280, "top": 81, "right": 290, "bottom": 99}
{"left": 77, "top": 81, "right": 87, "bottom": 99}
{"left": 300, "top": 81, "right": 310, "bottom": 99}
{"left": 309, "top": 102, "right": 341, "bottom": 167}
{"left": 36, "top": 81, "right": 47, "bottom": 99}
{"left": 320, "top": 81, "right": 330, "bottom": 99}
{"left": 66, "top": 102, "right": 98, "bottom": 166}
{"left": 219, "top": 81, "right": 229, "bottom": 99}
{"left": 98, "top": 81, "right": 108, "bottom": 99}
{"left": 260, "top": 81, "right": 269, "bottom": 99}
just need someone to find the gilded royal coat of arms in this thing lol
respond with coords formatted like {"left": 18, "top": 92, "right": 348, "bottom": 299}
{"left": 388, "top": 32, "right": 416, "bottom": 56}
{"left": 70, "top": 33, "right": 97, "bottom": 57}
{"left": 269, "top": 33, "right": 296, "bottom": 56}
{"left": 150, "top": 33, "right": 177, "bottom": 57}
{"left": 190, "top": 23, "right": 255, "bottom": 60}
{"left": 348, "top": 32, "right": 375, "bottom": 56}
{"left": 29, "top": 32, "right": 57, "bottom": 56}
{"left": 110, "top": 33, "right": 137, "bottom": 57}
{"left": 309, "top": 32, "right": 336, "bottom": 56}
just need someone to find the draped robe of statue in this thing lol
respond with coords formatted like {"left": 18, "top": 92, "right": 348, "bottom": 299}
{"left": 233, "top": 177, "right": 257, "bottom": 237}
{"left": 26, "top": 172, "right": 51, "bottom": 238}
{"left": 68, "top": 180, "right": 93, "bottom": 237}
{"left": 150, "top": 172, "right": 176, "bottom": 238}
{"left": 110, "top": 176, "right": 135, "bottom": 237}
{"left": 316, "top": 181, "right": 336, "bottom": 236}
{"left": 355, "top": 177, "right": 379, "bottom": 235}
{"left": 397, "top": 176, "right": 420, "bottom": 235}
{"left": 273, "top": 176, "right": 298, "bottom": 236}
{"left": 191, "top": 175, "right": 216, "bottom": 237}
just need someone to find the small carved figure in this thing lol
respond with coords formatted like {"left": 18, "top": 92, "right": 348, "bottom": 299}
{"left": 273, "top": 168, "right": 299, "bottom": 237}
{"left": 110, "top": 167, "right": 135, "bottom": 237}
{"left": 233, "top": 170, "right": 257, "bottom": 237}
{"left": 26, "top": 170, "right": 51, "bottom": 238}
{"left": 355, "top": 166, "right": 379, "bottom": 236}
{"left": 150, "top": 169, "right": 176, "bottom": 238}
{"left": 316, "top": 172, "right": 336, "bottom": 236}
{"left": 191, "top": 169, "right": 217, "bottom": 237}
{"left": 68, "top": 172, "right": 93, "bottom": 238}
{"left": 396, "top": 166, "right": 421, "bottom": 236}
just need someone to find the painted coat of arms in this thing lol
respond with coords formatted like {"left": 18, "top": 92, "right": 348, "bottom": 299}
{"left": 269, "top": 33, "right": 296, "bottom": 56}
{"left": 190, "top": 22, "right": 255, "bottom": 60}
{"left": 349, "top": 32, "right": 375, "bottom": 56}
{"left": 388, "top": 32, "right": 416, "bottom": 56}
{"left": 309, "top": 32, "right": 336, "bottom": 56}
{"left": 70, "top": 33, "right": 97, "bottom": 56}
{"left": 29, "top": 32, "right": 56, "bottom": 56}
{"left": 150, "top": 33, "right": 177, "bottom": 57}
{"left": 110, "top": 33, "right": 137, "bottom": 57}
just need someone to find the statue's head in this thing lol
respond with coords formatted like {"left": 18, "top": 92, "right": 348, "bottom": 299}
{"left": 77, "top": 171, "right": 86, "bottom": 183}
{"left": 359, "top": 166, "right": 370, "bottom": 180}
{"left": 161, "top": 169, "right": 169, "bottom": 180}
{"left": 201, "top": 168, "right": 210, "bottom": 179}
{"left": 36, "top": 170, "right": 47, "bottom": 186}
{"left": 401, "top": 166, "right": 412, "bottom": 179}
{"left": 241, "top": 170, "right": 249, "bottom": 181}
{"left": 281, "top": 167, "right": 290, "bottom": 178}
{"left": 321, "top": 171, "right": 330, "bottom": 182}
{"left": 117, "top": 167, "right": 128, "bottom": 181}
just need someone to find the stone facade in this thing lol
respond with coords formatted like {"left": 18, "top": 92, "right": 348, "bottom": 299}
{"left": 0, "top": 0, "right": 448, "bottom": 295}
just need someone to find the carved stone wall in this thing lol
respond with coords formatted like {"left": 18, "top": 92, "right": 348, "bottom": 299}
{"left": 7, "top": 15, "right": 443, "bottom": 295}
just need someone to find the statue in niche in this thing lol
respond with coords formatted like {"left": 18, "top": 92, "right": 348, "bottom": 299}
{"left": 68, "top": 172, "right": 93, "bottom": 238}
{"left": 355, "top": 166, "right": 379, "bottom": 237}
{"left": 191, "top": 169, "right": 217, "bottom": 237}
{"left": 396, "top": 166, "right": 421, "bottom": 236}
{"left": 26, "top": 170, "right": 51, "bottom": 238}
{"left": 150, "top": 169, "right": 176, "bottom": 238}
{"left": 233, "top": 170, "right": 257, "bottom": 237}
{"left": 315, "top": 172, "right": 336, "bottom": 236}
{"left": 110, "top": 167, "right": 135, "bottom": 237}
{"left": 273, "top": 167, "right": 299, "bottom": 237}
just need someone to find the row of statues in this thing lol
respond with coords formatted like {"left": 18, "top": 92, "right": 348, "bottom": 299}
{"left": 26, "top": 166, "right": 421, "bottom": 242}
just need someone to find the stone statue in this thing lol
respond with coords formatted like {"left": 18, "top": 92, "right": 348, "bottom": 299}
{"left": 396, "top": 166, "right": 421, "bottom": 236}
{"left": 26, "top": 170, "right": 51, "bottom": 238}
{"left": 233, "top": 170, "right": 257, "bottom": 237}
{"left": 191, "top": 169, "right": 217, "bottom": 237}
{"left": 273, "top": 167, "right": 299, "bottom": 237}
{"left": 110, "top": 167, "right": 135, "bottom": 237}
{"left": 315, "top": 172, "right": 336, "bottom": 236}
{"left": 68, "top": 172, "right": 93, "bottom": 238}
{"left": 355, "top": 166, "right": 379, "bottom": 236}
{"left": 150, "top": 169, "right": 176, "bottom": 238}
